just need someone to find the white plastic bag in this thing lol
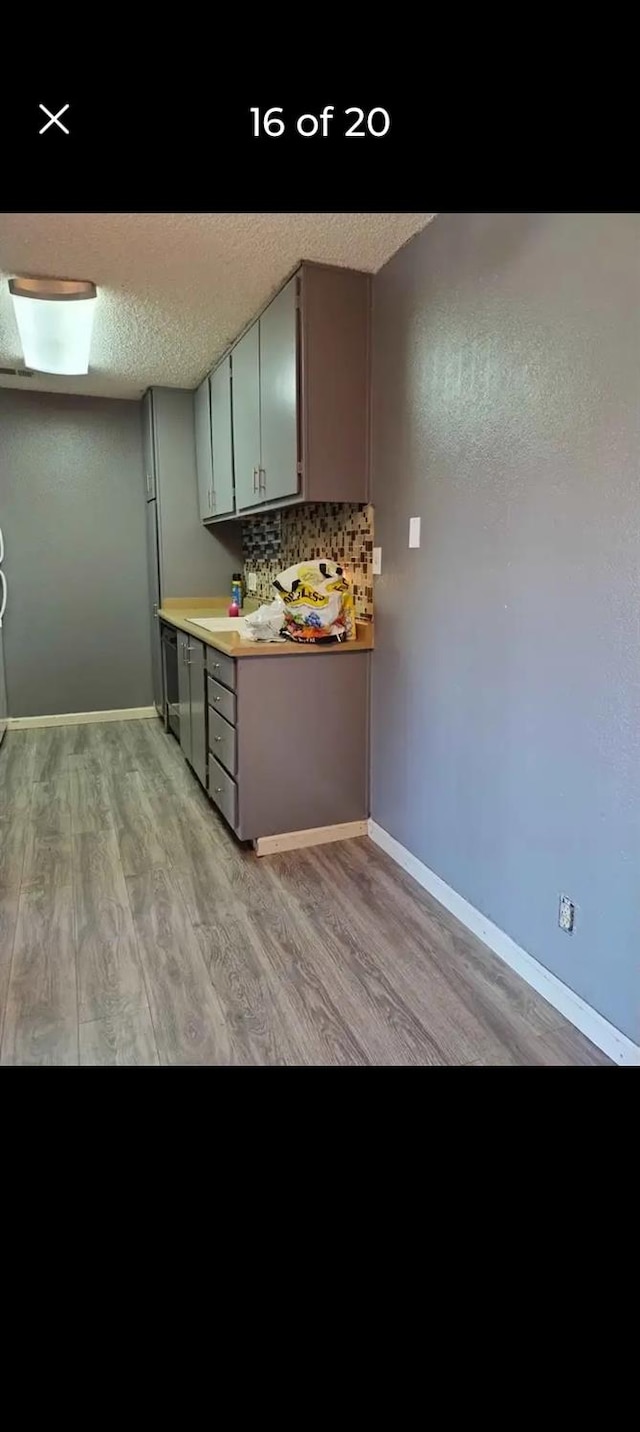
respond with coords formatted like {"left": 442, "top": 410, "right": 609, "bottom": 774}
{"left": 243, "top": 597, "right": 286, "bottom": 643}
{"left": 273, "top": 560, "right": 354, "bottom": 643}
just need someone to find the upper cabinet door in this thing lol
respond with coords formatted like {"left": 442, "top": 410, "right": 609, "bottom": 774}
{"left": 210, "top": 357, "right": 234, "bottom": 516}
{"left": 232, "top": 321, "right": 261, "bottom": 512}
{"left": 259, "top": 276, "right": 299, "bottom": 504}
{"left": 142, "top": 391, "right": 156, "bottom": 500}
{"left": 194, "top": 377, "right": 215, "bottom": 520}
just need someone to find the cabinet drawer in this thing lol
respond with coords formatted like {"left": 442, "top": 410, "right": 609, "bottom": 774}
{"left": 207, "top": 675, "right": 236, "bottom": 725}
{"left": 206, "top": 648, "right": 236, "bottom": 691}
{"left": 208, "top": 707, "right": 236, "bottom": 777}
{"left": 209, "top": 756, "right": 238, "bottom": 831}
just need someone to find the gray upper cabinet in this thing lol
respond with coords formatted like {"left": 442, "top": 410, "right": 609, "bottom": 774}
{"left": 232, "top": 276, "right": 298, "bottom": 513}
{"left": 194, "top": 376, "right": 215, "bottom": 521}
{"left": 203, "top": 261, "right": 370, "bottom": 522}
{"left": 210, "top": 357, "right": 235, "bottom": 516}
{"left": 259, "top": 276, "right": 298, "bottom": 504}
{"left": 232, "top": 322, "right": 262, "bottom": 512}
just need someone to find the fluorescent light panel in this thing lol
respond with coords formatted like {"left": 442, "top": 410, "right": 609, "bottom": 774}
{"left": 9, "top": 277, "right": 97, "bottom": 375}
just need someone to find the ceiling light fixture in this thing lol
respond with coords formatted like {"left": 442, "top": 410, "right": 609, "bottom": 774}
{"left": 8, "top": 276, "right": 98, "bottom": 376}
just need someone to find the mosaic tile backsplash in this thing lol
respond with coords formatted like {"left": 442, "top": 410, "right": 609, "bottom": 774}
{"left": 241, "top": 503, "right": 374, "bottom": 618}
{"left": 243, "top": 504, "right": 377, "bottom": 615}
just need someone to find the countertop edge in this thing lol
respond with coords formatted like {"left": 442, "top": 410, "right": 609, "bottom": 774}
{"left": 158, "top": 607, "right": 374, "bottom": 657}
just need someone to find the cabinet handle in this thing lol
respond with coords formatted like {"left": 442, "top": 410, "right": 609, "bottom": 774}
{"left": 211, "top": 486, "right": 216, "bottom": 512}
{"left": 153, "top": 603, "right": 158, "bottom": 616}
{"left": 252, "top": 466, "right": 259, "bottom": 493}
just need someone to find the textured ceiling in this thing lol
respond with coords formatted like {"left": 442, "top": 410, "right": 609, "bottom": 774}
{"left": 0, "top": 213, "right": 434, "bottom": 400}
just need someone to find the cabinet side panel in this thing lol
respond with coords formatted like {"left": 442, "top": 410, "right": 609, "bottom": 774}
{"left": 302, "top": 265, "right": 371, "bottom": 503}
{"left": 236, "top": 653, "right": 370, "bottom": 840}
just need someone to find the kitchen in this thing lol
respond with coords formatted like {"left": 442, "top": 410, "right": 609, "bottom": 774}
{"left": 0, "top": 213, "right": 634, "bottom": 1067}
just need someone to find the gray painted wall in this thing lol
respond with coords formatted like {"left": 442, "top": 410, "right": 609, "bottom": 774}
{"left": 0, "top": 389, "right": 152, "bottom": 717}
{"left": 371, "top": 213, "right": 639, "bottom": 1041}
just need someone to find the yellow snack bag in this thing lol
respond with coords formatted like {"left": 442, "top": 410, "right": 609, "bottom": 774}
{"left": 273, "top": 560, "right": 355, "bottom": 643}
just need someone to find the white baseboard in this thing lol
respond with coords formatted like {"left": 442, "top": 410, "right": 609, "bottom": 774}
{"left": 368, "top": 820, "right": 639, "bottom": 1067}
{"left": 7, "top": 707, "right": 156, "bottom": 731}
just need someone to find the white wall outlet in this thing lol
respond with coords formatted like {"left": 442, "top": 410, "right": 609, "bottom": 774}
{"left": 409, "top": 517, "right": 421, "bottom": 549}
{"left": 372, "top": 546, "right": 382, "bottom": 575}
{"left": 558, "top": 894, "right": 575, "bottom": 934}
{"left": 247, "top": 572, "right": 258, "bottom": 593}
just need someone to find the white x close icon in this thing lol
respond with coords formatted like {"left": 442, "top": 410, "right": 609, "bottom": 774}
{"left": 39, "top": 103, "right": 69, "bottom": 135}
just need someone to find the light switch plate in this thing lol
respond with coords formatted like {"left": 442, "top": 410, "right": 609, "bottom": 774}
{"left": 247, "top": 572, "right": 258, "bottom": 593}
{"left": 409, "top": 517, "right": 421, "bottom": 549}
{"left": 372, "top": 546, "right": 382, "bottom": 575}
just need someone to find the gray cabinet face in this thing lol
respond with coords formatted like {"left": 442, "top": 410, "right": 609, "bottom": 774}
{"left": 259, "top": 276, "right": 299, "bottom": 503}
{"left": 208, "top": 756, "right": 238, "bottom": 828}
{"left": 194, "top": 377, "right": 215, "bottom": 520}
{"left": 208, "top": 706, "right": 236, "bottom": 777}
{"left": 188, "top": 638, "right": 207, "bottom": 787}
{"left": 210, "top": 357, "right": 235, "bottom": 516}
{"left": 178, "top": 631, "right": 192, "bottom": 764}
{"left": 146, "top": 499, "right": 163, "bottom": 714}
{"left": 232, "top": 322, "right": 261, "bottom": 511}
{"left": 143, "top": 391, "right": 156, "bottom": 500}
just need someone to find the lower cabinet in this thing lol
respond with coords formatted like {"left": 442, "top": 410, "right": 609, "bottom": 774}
{"left": 171, "top": 627, "right": 370, "bottom": 841}
{"left": 205, "top": 645, "right": 369, "bottom": 842}
{"left": 178, "top": 632, "right": 207, "bottom": 786}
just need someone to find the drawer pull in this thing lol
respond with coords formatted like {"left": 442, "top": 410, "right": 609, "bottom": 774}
{"left": 214, "top": 786, "right": 223, "bottom": 794}
{"left": 213, "top": 662, "right": 220, "bottom": 670}
{"left": 214, "top": 696, "right": 221, "bottom": 703}
{"left": 214, "top": 735, "right": 222, "bottom": 742}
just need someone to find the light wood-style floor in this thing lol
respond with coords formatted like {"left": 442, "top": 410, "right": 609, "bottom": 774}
{"left": 0, "top": 719, "right": 611, "bottom": 1066}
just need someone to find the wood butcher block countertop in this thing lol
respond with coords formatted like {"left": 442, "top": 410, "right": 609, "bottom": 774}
{"left": 158, "top": 598, "right": 374, "bottom": 658}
